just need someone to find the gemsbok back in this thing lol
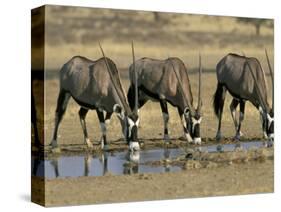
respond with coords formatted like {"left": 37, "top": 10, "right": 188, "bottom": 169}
{"left": 51, "top": 43, "right": 140, "bottom": 151}
{"left": 127, "top": 55, "right": 203, "bottom": 144}
{"left": 213, "top": 51, "right": 274, "bottom": 142}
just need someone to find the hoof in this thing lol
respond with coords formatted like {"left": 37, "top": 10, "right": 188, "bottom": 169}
{"left": 51, "top": 140, "right": 58, "bottom": 149}
{"left": 85, "top": 138, "right": 94, "bottom": 149}
{"left": 163, "top": 134, "right": 170, "bottom": 141}
{"left": 164, "top": 140, "right": 172, "bottom": 145}
{"left": 102, "top": 144, "right": 109, "bottom": 151}
{"left": 234, "top": 131, "right": 243, "bottom": 141}
{"left": 51, "top": 147, "right": 61, "bottom": 154}
{"left": 129, "top": 142, "right": 140, "bottom": 152}
{"left": 233, "top": 135, "right": 240, "bottom": 141}
{"left": 215, "top": 131, "right": 222, "bottom": 142}
{"left": 264, "top": 140, "right": 274, "bottom": 148}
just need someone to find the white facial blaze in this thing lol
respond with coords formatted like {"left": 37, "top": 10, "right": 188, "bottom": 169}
{"left": 127, "top": 117, "right": 136, "bottom": 137}
{"left": 267, "top": 113, "right": 274, "bottom": 126}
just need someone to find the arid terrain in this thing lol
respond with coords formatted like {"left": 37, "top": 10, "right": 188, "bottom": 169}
{"left": 31, "top": 5, "right": 274, "bottom": 206}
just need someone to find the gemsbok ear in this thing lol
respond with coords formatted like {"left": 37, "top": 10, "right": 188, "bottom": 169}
{"left": 113, "top": 104, "right": 124, "bottom": 119}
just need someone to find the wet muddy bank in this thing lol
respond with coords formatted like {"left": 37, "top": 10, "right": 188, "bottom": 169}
{"left": 32, "top": 140, "right": 273, "bottom": 179}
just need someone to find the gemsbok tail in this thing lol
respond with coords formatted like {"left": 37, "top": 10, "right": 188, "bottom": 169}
{"left": 213, "top": 83, "right": 225, "bottom": 118}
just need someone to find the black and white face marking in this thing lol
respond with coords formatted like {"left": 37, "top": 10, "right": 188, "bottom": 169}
{"left": 259, "top": 106, "right": 274, "bottom": 141}
{"left": 113, "top": 104, "right": 125, "bottom": 119}
{"left": 126, "top": 114, "right": 140, "bottom": 151}
{"left": 266, "top": 113, "right": 274, "bottom": 140}
{"left": 183, "top": 109, "right": 193, "bottom": 143}
{"left": 191, "top": 114, "right": 202, "bottom": 145}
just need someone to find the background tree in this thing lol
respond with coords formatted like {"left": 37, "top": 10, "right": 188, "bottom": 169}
{"left": 236, "top": 18, "right": 269, "bottom": 36}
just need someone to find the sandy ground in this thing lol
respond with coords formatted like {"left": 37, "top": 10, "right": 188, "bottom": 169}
{"left": 32, "top": 159, "right": 273, "bottom": 206}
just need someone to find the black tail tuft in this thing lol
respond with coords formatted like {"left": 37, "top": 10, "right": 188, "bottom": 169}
{"left": 127, "top": 84, "right": 135, "bottom": 110}
{"left": 213, "top": 83, "right": 225, "bottom": 118}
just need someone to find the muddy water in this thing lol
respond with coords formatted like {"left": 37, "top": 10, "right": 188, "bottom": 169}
{"left": 32, "top": 141, "right": 267, "bottom": 179}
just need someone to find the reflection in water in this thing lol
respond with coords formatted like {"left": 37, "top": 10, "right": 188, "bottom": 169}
{"left": 32, "top": 141, "right": 265, "bottom": 179}
{"left": 32, "top": 148, "right": 183, "bottom": 179}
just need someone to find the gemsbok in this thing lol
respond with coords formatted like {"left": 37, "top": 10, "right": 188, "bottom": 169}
{"left": 51, "top": 43, "right": 140, "bottom": 151}
{"left": 213, "top": 50, "right": 274, "bottom": 141}
{"left": 127, "top": 55, "right": 203, "bottom": 144}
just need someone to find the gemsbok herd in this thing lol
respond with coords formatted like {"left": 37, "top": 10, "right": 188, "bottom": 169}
{"left": 50, "top": 42, "right": 274, "bottom": 152}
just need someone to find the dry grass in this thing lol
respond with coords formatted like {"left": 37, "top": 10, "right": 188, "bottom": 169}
{"left": 33, "top": 5, "right": 274, "bottom": 69}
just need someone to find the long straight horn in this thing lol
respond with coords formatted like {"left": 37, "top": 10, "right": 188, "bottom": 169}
{"left": 197, "top": 53, "right": 202, "bottom": 112}
{"left": 168, "top": 58, "right": 195, "bottom": 115}
{"left": 246, "top": 61, "right": 267, "bottom": 112}
{"left": 98, "top": 42, "right": 129, "bottom": 114}
{"left": 132, "top": 41, "right": 138, "bottom": 114}
{"left": 265, "top": 49, "right": 274, "bottom": 111}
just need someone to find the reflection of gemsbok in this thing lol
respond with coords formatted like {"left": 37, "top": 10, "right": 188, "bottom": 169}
{"left": 213, "top": 50, "right": 274, "bottom": 141}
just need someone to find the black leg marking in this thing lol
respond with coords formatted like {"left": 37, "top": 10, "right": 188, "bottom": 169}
{"left": 216, "top": 86, "right": 227, "bottom": 141}
{"left": 160, "top": 100, "right": 169, "bottom": 140}
{"left": 79, "top": 107, "right": 90, "bottom": 145}
{"left": 237, "top": 101, "right": 245, "bottom": 135}
{"left": 96, "top": 110, "right": 107, "bottom": 146}
{"left": 105, "top": 112, "right": 113, "bottom": 123}
{"left": 229, "top": 99, "right": 239, "bottom": 131}
{"left": 51, "top": 89, "right": 71, "bottom": 147}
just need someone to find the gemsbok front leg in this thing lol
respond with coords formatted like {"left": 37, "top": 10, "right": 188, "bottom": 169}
{"left": 51, "top": 89, "right": 71, "bottom": 148}
{"left": 229, "top": 98, "right": 239, "bottom": 131}
{"left": 96, "top": 110, "right": 108, "bottom": 150}
{"left": 78, "top": 107, "right": 93, "bottom": 148}
{"left": 235, "top": 101, "right": 245, "bottom": 140}
{"left": 213, "top": 83, "right": 227, "bottom": 141}
{"left": 160, "top": 100, "right": 170, "bottom": 141}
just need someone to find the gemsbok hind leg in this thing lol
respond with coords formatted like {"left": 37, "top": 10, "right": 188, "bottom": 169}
{"left": 229, "top": 98, "right": 239, "bottom": 139}
{"left": 159, "top": 100, "right": 170, "bottom": 141}
{"left": 51, "top": 89, "right": 71, "bottom": 148}
{"left": 235, "top": 100, "right": 245, "bottom": 140}
{"left": 78, "top": 107, "right": 93, "bottom": 148}
{"left": 214, "top": 85, "right": 227, "bottom": 141}
{"left": 96, "top": 110, "right": 108, "bottom": 150}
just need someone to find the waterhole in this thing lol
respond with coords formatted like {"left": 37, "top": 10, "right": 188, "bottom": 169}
{"left": 32, "top": 141, "right": 267, "bottom": 179}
